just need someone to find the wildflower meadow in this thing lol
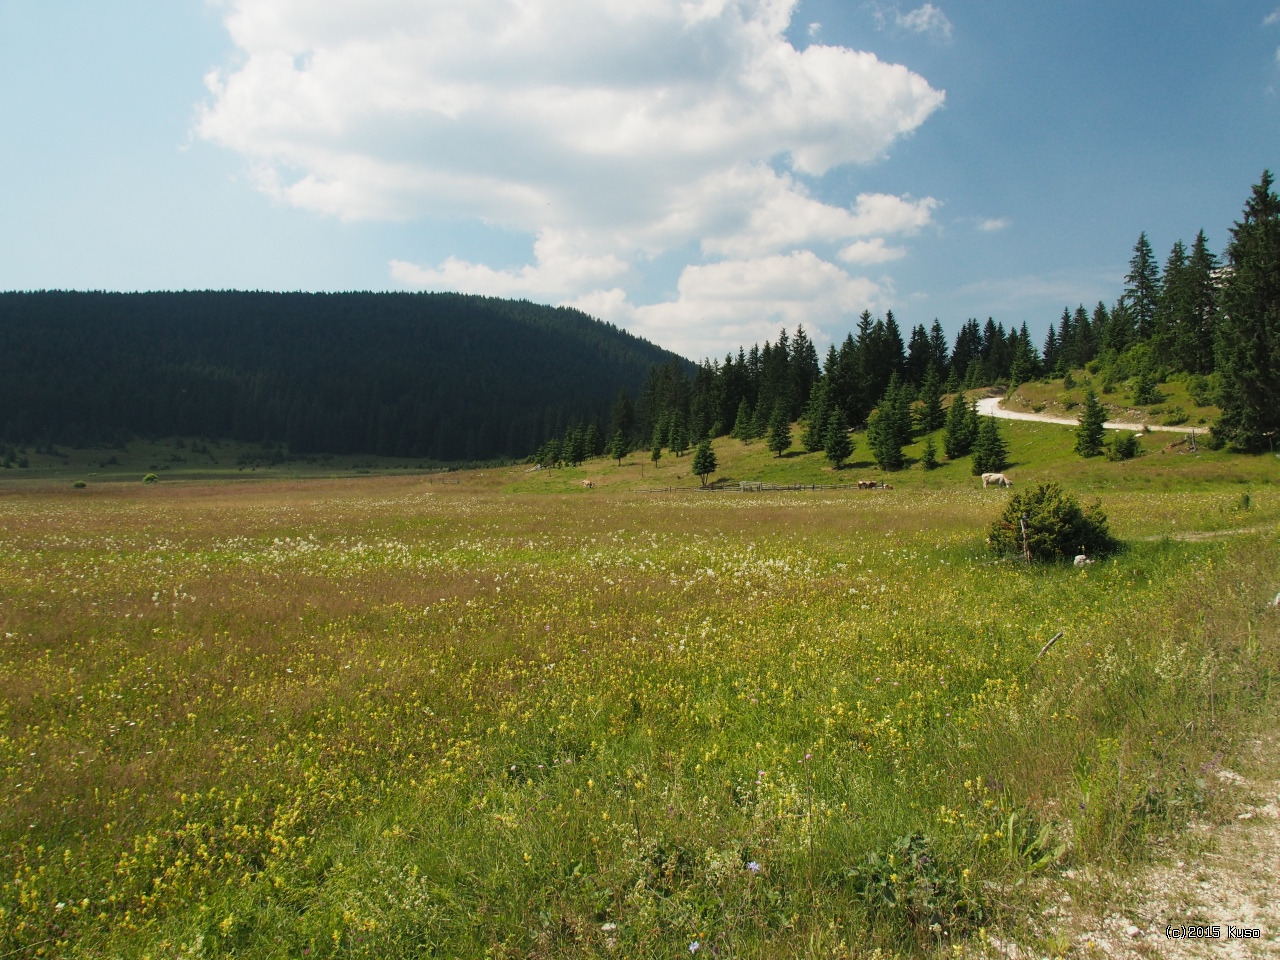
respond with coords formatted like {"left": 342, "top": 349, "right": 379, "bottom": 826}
{"left": 1, "top": 466, "right": 1277, "bottom": 957}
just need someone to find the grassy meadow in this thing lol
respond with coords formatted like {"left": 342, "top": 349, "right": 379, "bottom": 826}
{"left": 2, "top": 420, "right": 1279, "bottom": 958}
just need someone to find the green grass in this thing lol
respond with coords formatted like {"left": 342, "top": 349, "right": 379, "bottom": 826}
{"left": 1003, "top": 370, "right": 1221, "bottom": 428}
{"left": 1, "top": 432, "right": 1278, "bottom": 958}
{"left": 0, "top": 436, "right": 487, "bottom": 484}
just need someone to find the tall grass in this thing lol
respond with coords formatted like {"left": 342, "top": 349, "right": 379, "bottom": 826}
{"left": 0, "top": 477, "right": 1276, "bottom": 957}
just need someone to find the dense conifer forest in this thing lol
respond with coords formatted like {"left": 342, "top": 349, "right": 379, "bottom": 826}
{"left": 3, "top": 173, "right": 1275, "bottom": 465}
{"left": 0, "top": 291, "right": 690, "bottom": 462}
{"left": 542, "top": 170, "right": 1278, "bottom": 466}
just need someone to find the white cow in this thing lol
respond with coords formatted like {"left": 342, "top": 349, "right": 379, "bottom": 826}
{"left": 1074, "top": 554, "right": 1094, "bottom": 567}
{"left": 981, "top": 473, "right": 1013, "bottom": 488}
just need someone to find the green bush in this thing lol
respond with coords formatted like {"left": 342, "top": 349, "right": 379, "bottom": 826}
{"left": 142, "top": 473, "right": 159, "bottom": 484}
{"left": 72, "top": 480, "right": 87, "bottom": 489}
{"left": 988, "top": 482, "right": 1116, "bottom": 562}
{"left": 1106, "top": 432, "right": 1141, "bottom": 461}
{"left": 1186, "top": 374, "right": 1219, "bottom": 408}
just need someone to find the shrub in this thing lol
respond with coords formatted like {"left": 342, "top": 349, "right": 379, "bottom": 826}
{"left": 72, "top": 480, "right": 87, "bottom": 489}
{"left": 989, "top": 482, "right": 1116, "bottom": 562}
{"left": 1186, "top": 374, "right": 1219, "bottom": 407}
{"left": 1162, "top": 406, "right": 1188, "bottom": 426}
{"left": 1131, "top": 370, "right": 1162, "bottom": 406}
{"left": 143, "top": 473, "right": 159, "bottom": 484}
{"left": 1106, "top": 432, "right": 1140, "bottom": 461}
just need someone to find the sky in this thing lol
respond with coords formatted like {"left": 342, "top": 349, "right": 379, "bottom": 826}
{"left": 1, "top": 1, "right": 1277, "bottom": 362}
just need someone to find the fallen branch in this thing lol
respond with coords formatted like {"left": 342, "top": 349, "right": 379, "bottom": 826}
{"left": 1035, "top": 631, "right": 1064, "bottom": 661}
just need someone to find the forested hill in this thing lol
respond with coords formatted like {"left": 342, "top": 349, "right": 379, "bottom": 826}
{"left": 0, "top": 291, "right": 691, "bottom": 461}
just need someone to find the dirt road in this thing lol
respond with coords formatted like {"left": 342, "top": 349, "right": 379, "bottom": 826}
{"left": 975, "top": 395, "right": 1200, "bottom": 435}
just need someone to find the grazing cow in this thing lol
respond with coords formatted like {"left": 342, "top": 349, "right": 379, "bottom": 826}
{"left": 882, "top": 483, "right": 894, "bottom": 490}
{"left": 582, "top": 480, "right": 594, "bottom": 488}
{"left": 1074, "top": 554, "right": 1094, "bottom": 567}
{"left": 982, "top": 473, "right": 1013, "bottom": 488}
{"left": 858, "top": 480, "right": 876, "bottom": 489}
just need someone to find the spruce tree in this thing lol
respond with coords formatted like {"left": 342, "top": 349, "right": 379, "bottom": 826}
{"left": 916, "top": 365, "right": 945, "bottom": 432}
{"left": 971, "top": 416, "right": 1009, "bottom": 475}
{"left": 650, "top": 440, "right": 662, "bottom": 465}
{"left": 670, "top": 415, "right": 689, "bottom": 457}
{"left": 867, "top": 379, "right": 907, "bottom": 471}
{"left": 920, "top": 435, "right": 938, "bottom": 470}
{"left": 1179, "top": 230, "right": 1219, "bottom": 375}
{"left": 1215, "top": 171, "right": 1280, "bottom": 451}
{"left": 730, "top": 399, "right": 752, "bottom": 441}
{"left": 766, "top": 401, "right": 792, "bottom": 457}
{"left": 1131, "top": 370, "right": 1161, "bottom": 406}
{"left": 1075, "top": 387, "right": 1106, "bottom": 457}
{"left": 943, "top": 393, "right": 972, "bottom": 459}
{"left": 585, "top": 422, "right": 604, "bottom": 458}
{"left": 609, "top": 430, "right": 628, "bottom": 466}
{"left": 1125, "top": 232, "right": 1161, "bottom": 340}
{"left": 692, "top": 438, "right": 717, "bottom": 487}
{"left": 801, "top": 381, "right": 831, "bottom": 452}
{"left": 823, "top": 408, "right": 852, "bottom": 469}
{"left": 964, "top": 399, "right": 980, "bottom": 452}
{"left": 565, "top": 427, "right": 587, "bottom": 466}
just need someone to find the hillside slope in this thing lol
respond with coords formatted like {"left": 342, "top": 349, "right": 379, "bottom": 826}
{"left": 0, "top": 291, "right": 690, "bottom": 461}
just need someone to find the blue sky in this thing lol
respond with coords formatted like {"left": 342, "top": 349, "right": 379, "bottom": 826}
{"left": 1, "top": 1, "right": 1276, "bottom": 361}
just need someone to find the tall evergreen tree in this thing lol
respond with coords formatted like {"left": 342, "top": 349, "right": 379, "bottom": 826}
{"left": 1104, "top": 300, "right": 1135, "bottom": 353}
{"left": 905, "top": 323, "right": 932, "bottom": 386}
{"left": 585, "top": 422, "right": 604, "bottom": 458}
{"left": 1179, "top": 231, "right": 1220, "bottom": 375}
{"left": 928, "top": 320, "right": 950, "bottom": 378}
{"left": 1075, "top": 387, "right": 1106, "bottom": 457}
{"left": 609, "top": 430, "right": 628, "bottom": 466}
{"left": 692, "top": 438, "right": 717, "bottom": 487}
{"left": 730, "top": 399, "right": 752, "bottom": 441}
{"left": 823, "top": 408, "right": 853, "bottom": 469}
{"left": 801, "top": 380, "right": 831, "bottom": 452}
{"left": 766, "top": 401, "right": 792, "bottom": 457}
{"left": 971, "top": 416, "right": 1009, "bottom": 475}
{"left": 916, "top": 364, "right": 946, "bottom": 433}
{"left": 1154, "top": 239, "right": 1189, "bottom": 358}
{"left": 867, "top": 376, "right": 909, "bottom": 471}
{"left": 943, "top": 392, "right": 974, "bottom": 459}
{"left": 669, "top": 414, "right": 689, "bottom": 457}
{"left": 1216, "top": 171, "right": 1280, "bottom": 450}
{"left": 1125, "top": 232, "right": 1161, "bottom": 340}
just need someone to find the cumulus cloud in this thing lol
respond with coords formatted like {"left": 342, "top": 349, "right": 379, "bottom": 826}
{"left": 199, "top": 0, "right": 945, "bottom": 355}
{"left": 977, "top": 217, "right": 1010, "bottom": 232}
{"left": 568, "top": 252, "right": 886, "bottom": 359}
{"left": 1265, "top": 9, "right": 1280, "bottom": 26}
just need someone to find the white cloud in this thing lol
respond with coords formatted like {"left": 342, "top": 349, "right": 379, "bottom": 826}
{"left": 200, "top": 0, "right": 945, "bottom": 354}
{"left": 390, "top": 230, "right": 628, "bottom": 300}
{"left": 1265, "top": 9, "right": 1280, "bottom": 26}
{"left": 838, "top": 238, "right": 906, "bottom": 264}
{"left": 977, "top": 217, "right": 1010, "bottom": 232}
{"left": 808, "top": 21, "right": 821, "bottom": 38}
{"left": 897, "top": 4, "right": 953, "bottom": 41}
{"left": 568, "top": 252, "right": 886, "bottom": 358}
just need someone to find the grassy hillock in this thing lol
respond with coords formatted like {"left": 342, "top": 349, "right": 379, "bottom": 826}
{"left": 1001, "top": 370, "right": 1221, "bottom": 429}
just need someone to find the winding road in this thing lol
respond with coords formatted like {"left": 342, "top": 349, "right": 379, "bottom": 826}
{"left": 975, "top": 395, "right": 1200, "bottom": 435}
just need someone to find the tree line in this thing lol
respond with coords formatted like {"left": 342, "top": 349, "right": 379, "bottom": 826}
{"left": 538, "top": 170, "right": 1278, "bottom": 467}
{"left": 0, "top": 291, "right": 691, "bottom": 462}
